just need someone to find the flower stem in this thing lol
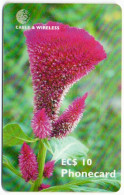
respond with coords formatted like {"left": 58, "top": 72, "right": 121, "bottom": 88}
{"left": 32, "top": 140, "right": 47, "bottom": 191}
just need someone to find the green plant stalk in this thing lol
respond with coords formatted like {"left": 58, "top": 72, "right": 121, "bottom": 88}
{"left": 31, "top": 140, "right": 47, "bottom": 191}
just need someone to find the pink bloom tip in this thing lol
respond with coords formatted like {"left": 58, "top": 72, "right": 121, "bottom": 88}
{"left": 51, "top": 93, "right": 88, "bottom": 138}
{"left": 43, "top": 160, "right": 55, "bottom": 178}
{"left": 19, "top": 142, "right": 38, "bottom": 182}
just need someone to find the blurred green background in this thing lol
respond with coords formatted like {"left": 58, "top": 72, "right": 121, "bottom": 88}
{"left": 3, "top": 3, "right": 121, "bottom": 191}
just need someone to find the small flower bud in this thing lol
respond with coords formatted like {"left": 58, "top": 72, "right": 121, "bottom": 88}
{"left": 31, "top": 108, "right": 52, "bottom": 139}
{"left": 39, "top": 183, "right": 51, "bottom": 191}
{"left": 43, "top": 160, "right": 55, "bottom": 178}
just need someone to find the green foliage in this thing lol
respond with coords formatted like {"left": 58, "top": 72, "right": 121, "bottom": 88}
{"left": 3, "top": 155, "right": 22, "bottom": 179}
{"left": 50, "top": 136, "right": 88, "bottom": 162}
{"left": 42, "top": 175, "right": 121, "bottom": 192}
{"left": 3, "top": 124, "right": 38, "bottom": 146}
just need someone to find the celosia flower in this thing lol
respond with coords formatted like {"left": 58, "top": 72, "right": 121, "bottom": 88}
{"left": 51, "top": 93, "right": 88, "bottom": 138}
{"left": 31, "top": 108, "right": 52, "bottom": 139}
{"left": 19, "top": 142, "right": 38, "bottom": 182}
{"left": 24, "top": 21, "right": 107, "bottom": 121}
{"left": 39, "top": 183, "right": 51, "bottom": 191}
{"left": 43, "top": 160, "right": 55, "bottom": 178}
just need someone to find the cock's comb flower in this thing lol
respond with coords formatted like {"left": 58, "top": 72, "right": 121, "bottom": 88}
{"left": 43, "top": 160, "right": 55, "bottom": 178}
{"left": 31, "top": 108, "right": 52, "bottom": 139}
{"left": 51, "top": 93, "right": 88, "bottom": 138}
{"left": 24, "top": 21, "right": 107, "bottom": 122}
{"left": 39, "top": 183, "right": 51, "bottom": 191}
{"left": 19, "top": 142, "right": 38, "bottom": 182}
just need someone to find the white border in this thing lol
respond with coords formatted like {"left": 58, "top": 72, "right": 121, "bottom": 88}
{"left": 0, "top": 0, "right": 123, "bottom": 195}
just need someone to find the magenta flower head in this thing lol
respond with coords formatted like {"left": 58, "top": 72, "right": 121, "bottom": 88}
{"left": 19, "top": 142, "right": 38, "bottom": 182}
{"left": 43, "top": 160, "right": 55, "bottom": 178}
{"left": 39, "top": 183, "right": 51, "bottom": 191}
{"left": 52, "top": 93, "right": 88, "bottom": 138}
{"left": 24, "top": 21, "right": 107, "bottom": 121}
{"left": 31, "top": 108, "right": 52, "bottom": 139}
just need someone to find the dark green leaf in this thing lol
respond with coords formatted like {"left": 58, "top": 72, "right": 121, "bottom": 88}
{"left": 3, "top": 124, "right": 38, "bottom": 146}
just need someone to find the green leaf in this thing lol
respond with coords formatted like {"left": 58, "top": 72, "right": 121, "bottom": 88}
{"left": 41, "top": 175, "right": 121, "bottom": 192}
{"left": 41, "top": 138, "right": 53, "bottom": 154}
{"left": 50, "top": 136, "right": 88, "bottom": 162}
{"left": 3, "top": 155, "right": 22, "bottom": 179}
{"left": 3, "top": 123, "right": 38, "bottom": 146}
{"left": 70, "top": 186, "right": 109, "bottom": 192}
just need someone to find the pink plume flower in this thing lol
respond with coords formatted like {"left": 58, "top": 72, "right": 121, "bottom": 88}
{"left": 39, "top": 183, "right": 51, "bottom": 191}
{"left": 51, "top": 93, "right": 88, "bottom": 138}
{"left": 19, "top": 142, "right": 38, "bottom": 182}
{"left": 24, "top": 21, "right": 107, "bottom": 121}
{"left": 31, "top": 108, "right": 52, "bottom": 139}
{"left": 43, "top": 160, "right": 55, "bottom": 178}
